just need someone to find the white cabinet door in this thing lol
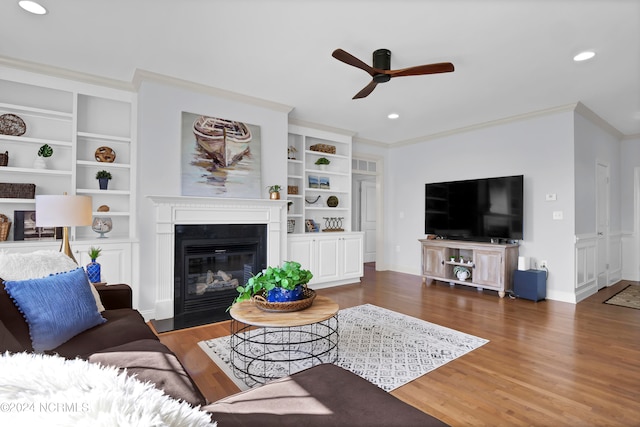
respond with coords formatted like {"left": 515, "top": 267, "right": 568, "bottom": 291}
{"left": 287, "top": 236, "right": 314, "bottom": 272}
{"left": 315, "top": 237, "right": 340, "bottom": 283}
{"left": 341, "top": 234, "right": 363, "bottom": 278}
{"left": 288, "top": 233, "right": 363, "bottom": 286}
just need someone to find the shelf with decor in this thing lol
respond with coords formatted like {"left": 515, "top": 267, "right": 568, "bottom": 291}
{"left": 0, "top": 166, "right": 72, "bottom": 176}
{"left": 286, "top": 124, "right": 354, "bottom": 238}
{"left": 0, "top": 68, "right": 136, "bottom": 244}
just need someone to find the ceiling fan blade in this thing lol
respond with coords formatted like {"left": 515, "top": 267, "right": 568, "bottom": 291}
{"left": 387, "top": 62, "right": 455, "bottom": 78}
{"left": 353, "top": 80, "right": 378, "bottom": 99}
{"left": 332, "top": 49, "right": 377, "bottom": 77}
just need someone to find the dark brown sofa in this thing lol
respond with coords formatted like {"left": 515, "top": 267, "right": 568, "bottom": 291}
{"left": 1, "top": 282, "right": 448, "bottom": 426}
{"left": 0, "top": 282, "right": 206, "bottom": 407}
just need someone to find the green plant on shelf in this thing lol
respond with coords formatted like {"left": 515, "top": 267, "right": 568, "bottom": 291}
{"left": 37, "top": 144, "right": 53, "bottom": 158}
{"left": 96, "top": 170, "right": 112, "bottom": 180}
{"left": 315, "top": 157, "right": 330, "bottom": 165}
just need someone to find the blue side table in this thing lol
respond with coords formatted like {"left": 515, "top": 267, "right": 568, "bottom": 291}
{"left": 513, "top": 269, "right": 546, "bottom": 301}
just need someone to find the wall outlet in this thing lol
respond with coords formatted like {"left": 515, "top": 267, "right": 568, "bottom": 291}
{"left": 540, "top": 260, "right": 548, "bottom": 268}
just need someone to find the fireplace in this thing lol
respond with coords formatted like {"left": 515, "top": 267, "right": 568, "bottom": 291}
{"left": 146, "top": 195, "right": 285, "bottom": 330}
{"left": 174, "top": 224, "right": 267, "bottom": 329}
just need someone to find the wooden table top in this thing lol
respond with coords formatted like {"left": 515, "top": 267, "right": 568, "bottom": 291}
{"left": 229, "top": 295, "right": 339, "bottom": 327}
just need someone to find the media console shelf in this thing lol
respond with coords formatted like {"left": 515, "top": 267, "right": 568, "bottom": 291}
{"left": 419, "top": 239, "right": 519, "bottom": 298}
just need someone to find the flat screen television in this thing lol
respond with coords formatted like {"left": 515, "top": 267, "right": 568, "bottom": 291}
{"left": 425, "top": 175, "right": 524, "bottom": 242}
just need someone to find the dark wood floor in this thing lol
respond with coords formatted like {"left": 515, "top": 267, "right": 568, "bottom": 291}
{"left": 155, "top": 264, "right": 640, "bottom": 426}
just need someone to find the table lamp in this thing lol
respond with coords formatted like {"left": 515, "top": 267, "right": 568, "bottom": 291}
{"left": 35, "top": 194, "right": 93, "bottom": 264}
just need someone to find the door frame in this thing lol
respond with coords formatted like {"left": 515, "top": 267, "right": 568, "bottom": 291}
{"left": 352, "top": 154, "right": 385, "bottom": 269}
{"left": 595, "top": 160, "right": 610, "bottom": 289}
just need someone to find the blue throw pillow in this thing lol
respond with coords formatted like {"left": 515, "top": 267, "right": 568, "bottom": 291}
{"left": 4, "top": 267, "right": 106, "bottom": 352}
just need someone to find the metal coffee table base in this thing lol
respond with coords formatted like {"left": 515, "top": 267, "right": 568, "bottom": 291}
{"left": 230, "top": 315, "right": 338, "bottom": 386}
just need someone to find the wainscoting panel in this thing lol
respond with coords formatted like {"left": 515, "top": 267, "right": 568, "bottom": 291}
{"left": 575, "top": 234, "right": 597, "bottom": 302}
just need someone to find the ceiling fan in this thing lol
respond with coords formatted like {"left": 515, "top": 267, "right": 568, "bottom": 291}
{"left": 332, "top": 48, "right": 454, "bottom": 99}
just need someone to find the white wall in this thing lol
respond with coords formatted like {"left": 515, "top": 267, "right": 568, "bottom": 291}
{"left": 574, "top": 111, "right": 622, "bottom": 235}
{"left": 359, "top": 110, "right": 578, "bottom": 302}
{"left": 135, "top": 79, "right": 289, "bottom": 317}
{"left": 621, "top": 136, "right": 640, "bottom": 231}
{"left": 621, "top": 136, "right": 640, "bottom": 280}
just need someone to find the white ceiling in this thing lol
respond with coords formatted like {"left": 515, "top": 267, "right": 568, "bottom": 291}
{"left": 2, "top": 0, "right": 639, "bottom": 144}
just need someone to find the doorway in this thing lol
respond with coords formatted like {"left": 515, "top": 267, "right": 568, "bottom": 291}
{"left": 352, "top": 156, "right": 383, "bottom": 268}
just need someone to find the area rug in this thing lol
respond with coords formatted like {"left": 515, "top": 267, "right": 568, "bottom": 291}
{"left": 198, "top": 304, "right": 488, "bottom": 392}
{"left": 604, "top": 284, "right": 640, "bottom": 309}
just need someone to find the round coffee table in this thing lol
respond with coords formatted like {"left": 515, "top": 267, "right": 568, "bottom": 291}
{"left": 229, "top": 295, "right": 339, "bottom": 386}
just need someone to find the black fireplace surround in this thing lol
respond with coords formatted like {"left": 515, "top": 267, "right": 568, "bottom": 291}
{"left": 173, "top": 223, "right": 267, "bottom": 329}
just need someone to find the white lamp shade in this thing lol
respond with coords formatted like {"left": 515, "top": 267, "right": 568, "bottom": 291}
{"left": 35, "top": 195, "right": 93, "bottom": 227}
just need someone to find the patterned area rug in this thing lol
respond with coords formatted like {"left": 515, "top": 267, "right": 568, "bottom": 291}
{"left": 198, "top": 304, "right": 488, "bottom": 391}
{"left": 604, "top": 284, "right": 640, "bottom": 309}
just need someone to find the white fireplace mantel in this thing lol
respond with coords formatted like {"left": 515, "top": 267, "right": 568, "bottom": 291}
{"left": 147, "top": 195, "right": 287, "bottom": 320}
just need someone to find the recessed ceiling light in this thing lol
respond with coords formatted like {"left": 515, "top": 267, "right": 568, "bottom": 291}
{"left": 573, "top": 51, "right": 595, "bottom": 62}
{"left": 18, "top": 1, "right": 47, "bottom": 15}
{"left": 387, "top": 113, "right": 399, "bottom": 120}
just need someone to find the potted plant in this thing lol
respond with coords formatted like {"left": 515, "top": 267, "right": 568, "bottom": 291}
{"left": 96, "top": 170, "right": 112, "bottom": 190}
{"left": 267, "top": 184, "right": 281, "bottom": 200}
{"left": 453, "top": 265, "right": 471, "bottom": 281}
{"left": 232, "top": 261, "right": 313, "bottom": 305}
{"left": 86, "top": 246, "right": 102, "bottom": 284}
{"left": 34, "top": 143, "right": 53, "bottom": 169}
{"left": 315, "top": 157, "right": 330, "bottom": 170}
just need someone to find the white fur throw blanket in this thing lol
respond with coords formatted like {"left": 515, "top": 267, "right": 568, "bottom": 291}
{"left": 0, "top": 352, "right": 216, "bottom": 426}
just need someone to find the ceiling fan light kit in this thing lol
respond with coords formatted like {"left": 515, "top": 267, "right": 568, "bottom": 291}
{"left": 332, "top": 48, "right": 454, "bottom": 99}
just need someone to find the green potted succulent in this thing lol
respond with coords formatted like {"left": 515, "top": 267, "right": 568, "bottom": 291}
{"left": 96, "top": 170, "right": 112, "bottom": 190}
{"left": 34, "top": 143, "right": 53, "bottom": 169}
{"left": 267, "top": 184, "right": 281, "bottom": 200}
{"left": 232, "top": 261, "right": 313, "bottom": 305}
{"left": 315, "top": 157, "right": 330, "bottom": 170}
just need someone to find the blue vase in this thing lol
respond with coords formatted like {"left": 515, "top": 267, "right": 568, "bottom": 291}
{"left": 86, "top": 259, "right": 101, "bottom": 283}
{"left": 266, "top": 285, "right": 304, "bottom": 302}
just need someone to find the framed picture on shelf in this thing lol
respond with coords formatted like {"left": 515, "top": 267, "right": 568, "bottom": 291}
{"left": 305, "top": 219, "right": 319, "bottom": 233}
{"left": 308, "top": 175, "right": 319, "bottom": 189}
{"left": 319, "top": 176, "right": 330, "bottom": 190}
{"left": 13, "top": 210, "right": 62, "bottom": 241}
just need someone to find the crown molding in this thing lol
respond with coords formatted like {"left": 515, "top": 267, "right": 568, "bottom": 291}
{"left": 353, "top": 136, "right": 391, "bottom": 148}
{"left": 288, "top": 118, "right": 357, "bottom": 137}
{"left": 132, "top": 69, "right": 293, "bottom": 114}
{"left": 0, "top": 55, "right": 134, "bottom": 92}
{"left": 574, "top": 101, "right": 624, "bottom": 139}
{"left": 623, "top": 133, "right": 640, "bottom": 141}
{"left": 391, "top": 104, "right": 581, "bottom": 147}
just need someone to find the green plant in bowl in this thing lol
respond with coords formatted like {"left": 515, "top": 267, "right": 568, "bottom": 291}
{"left": 231, "top": 261, "right": 313, "bottom": 306}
